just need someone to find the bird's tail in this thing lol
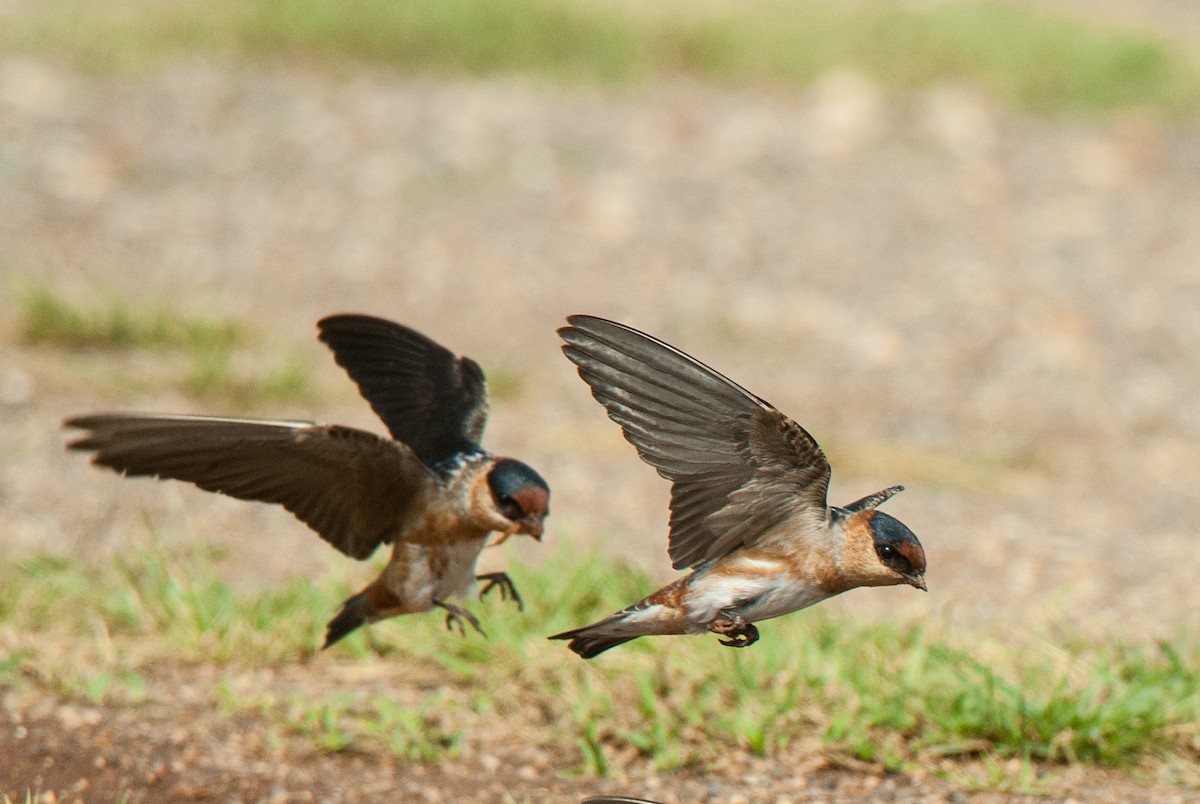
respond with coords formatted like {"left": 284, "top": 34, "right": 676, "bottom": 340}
{"left": 548, "top": 613, "right": 647, "bottom": 659}
{"left": 551, "top": 629, "right": 640, "bottom": 659}
{"left": 324, "top": 591, "right": 375, "bottom": 649}
{"left": 551, "top": 578, "right": 691, "bottom": 659}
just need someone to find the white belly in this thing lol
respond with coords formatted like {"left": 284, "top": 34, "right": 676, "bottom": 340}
{"left": 391, "top": 538, "right": 488, "bottom": 611}
{"left": 736, "top": 580, "right": 830, "bottom": 622}
{"left": 684, "top": 556, "right": 831, "bottom": 625}
{"left": 434, "top": 537, "right": 489, "bottom": 601}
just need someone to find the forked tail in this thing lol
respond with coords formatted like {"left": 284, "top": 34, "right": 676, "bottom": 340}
{"left": 548, "top": 626, "right": 639, "bottom": 659}
{"left": 324, "top": 592, "right": 374, "bottom": 649}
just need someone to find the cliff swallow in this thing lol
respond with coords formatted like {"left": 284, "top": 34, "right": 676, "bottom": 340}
{"left": 65, "top": 314, "right": 549, "bottom": 648}
{"left": 549, "top": 315, "right": 925, "bottom": 659}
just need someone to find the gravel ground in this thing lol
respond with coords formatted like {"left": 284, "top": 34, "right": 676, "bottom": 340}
{"left": 2, "top": 27, "right": 1200, "bottom": 802}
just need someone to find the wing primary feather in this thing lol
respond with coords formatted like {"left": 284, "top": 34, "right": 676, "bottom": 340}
{"left": 567, "top": 345, "right": 746, "bottom": 413}
{"left": 316, "top": 314, "right": 489, "bottom": 469}
{"left": 563, "top": 317, "right": 771, "bottom": 411}
{"left": 64, "top": 413, "right": 434, "bottom": 561}
{"left": 560, "top": 315, "right": 834, "bottom": 570}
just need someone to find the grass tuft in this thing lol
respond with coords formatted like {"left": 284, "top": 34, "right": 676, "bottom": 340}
{"left": 16, "top": 281, "right": 316, "bottom": 407}
{"left": 2, "top": 0, "right": 1197, "bottom": 116}
{"left": 17, "top": 282, "right": 244, "bottom": 353}
{"left": 1, "top": 537, "right": 1197, "bottom": 773}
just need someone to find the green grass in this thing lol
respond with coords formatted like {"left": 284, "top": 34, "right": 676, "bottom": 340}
{"left": 17, "top": 282, "right": 244, "bottom": 353}
{"left": 0, "top": 537, "right": 1197, "bottom": 776}
{"left": 177, "top": 347, "right": 315, "bottom": 408}
{"left": 5, "top": 795, "right": 131, "bottom": 804}
{"left": 15, "top": 281, "right": 315, "bottom": 407}
{"left": 3, "top": 0, "right": 1197, "bottom": 116}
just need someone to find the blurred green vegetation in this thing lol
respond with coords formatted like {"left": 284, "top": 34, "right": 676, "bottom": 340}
{"left": 2, "top": 0, "right": 1197, "bottom": 116}
{"left": 18, "top": 282, "right": 245, "bottom": 353}
{"left": 2, "top": 539, "right": 1197, "bottom": 775}
{"left": 3, "top": 793, "right": 131, "bottom": 804}
{"left": 16, "top": 281, "right": 315, "bottom": 408}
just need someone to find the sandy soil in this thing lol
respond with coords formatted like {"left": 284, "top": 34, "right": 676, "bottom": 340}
{"left": 2, "top": 11, "right": 1200, "bottom": 801}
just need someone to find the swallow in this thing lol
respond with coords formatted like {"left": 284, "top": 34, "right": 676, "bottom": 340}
{"left": 549, "top": 315, "right": 925, "bottom": 659}
{"left": 64, "top": 313, "right": 549, "bottom": 649}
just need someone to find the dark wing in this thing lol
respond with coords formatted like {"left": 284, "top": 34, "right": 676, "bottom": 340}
{"left": 64, "top": 413, "right": 436, "bottom": 560}
{"left": 316, "top": 314, "right": 488, "bottom": 467}
{"left": 560, "top": 315, "right": 831, "bottom": 570}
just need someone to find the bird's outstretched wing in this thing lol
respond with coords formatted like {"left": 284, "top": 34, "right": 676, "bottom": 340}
{"left": 560, "top": 315, "right": 831, "bottom": 570}
{"left": 317, "top": 314, "right": 488, "bottom": 469}
{"left": 64, "top": 413, "right": 435, "bottom": 559}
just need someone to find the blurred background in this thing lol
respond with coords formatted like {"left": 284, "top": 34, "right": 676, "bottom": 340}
{"left": 2, "top": 0, "right": 1199, "bottom": 654}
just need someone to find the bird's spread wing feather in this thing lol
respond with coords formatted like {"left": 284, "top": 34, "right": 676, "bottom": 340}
{"left": 64, "top": 413, "right": 435, "bottom": 559}
{"left": 560, "top": 315, "right": 831, "bottom": 569}
{"left": 316, "top": 314, "right": 488, "bottom": 468}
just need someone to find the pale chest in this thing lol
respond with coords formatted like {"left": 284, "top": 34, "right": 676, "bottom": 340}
{"left": 683, "top": 543, "right": 842, "bottom": 625}
{"left": 386, "top": 537, "right": 489, "bottom": 609}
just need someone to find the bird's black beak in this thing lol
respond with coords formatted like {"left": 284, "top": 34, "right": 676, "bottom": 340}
{"left": 905, "top": 573, "right": 927, "bottom": 591}
{"left": 523, "top": 515, "right": 545, "bottom": 541}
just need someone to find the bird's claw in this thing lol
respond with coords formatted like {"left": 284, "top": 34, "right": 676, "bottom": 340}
{"left": 709, "top": 613, "right": 760, "bottom": 649}
{"left": 435, "top": 600, "right": 486, "bottom": 638}
{"left": 477, "top": 572, "right": 524, "bottom": 611}
{"left": 717, "top": 630, "right": 759, "bottom": 648}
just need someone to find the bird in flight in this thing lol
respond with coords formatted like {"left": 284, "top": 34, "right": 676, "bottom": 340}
{"left": 65, "top": 314, "right": 549, "bottom": 648}
{"left": 549, "top": 315, "right": 924, "bottom": 658}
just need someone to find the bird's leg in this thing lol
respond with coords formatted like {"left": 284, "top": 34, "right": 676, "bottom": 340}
{"left": 476, "top": 571, "right": 523, "bottom": 611}
{"left": 709, "top": 610, "right": 760, "bottom": 648}
{"left": 434, "top": 599, "right": 486, "bottom": 638}
{"left": 487, "top": 523, "right": 521, "bottom": 549}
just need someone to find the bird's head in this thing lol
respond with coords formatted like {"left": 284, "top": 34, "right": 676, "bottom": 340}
{"left": 869, "top": 511, "right": 927, "bottom": 591}
{"left": 484, "top": 458, "right": 550, "bottom": 542}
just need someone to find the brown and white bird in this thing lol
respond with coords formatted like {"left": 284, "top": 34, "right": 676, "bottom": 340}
{"left": 549, "top": 315, "right": 925, "bottom": 659}
{"left": 65, "top": 314, "right": 549, "bottom": 648}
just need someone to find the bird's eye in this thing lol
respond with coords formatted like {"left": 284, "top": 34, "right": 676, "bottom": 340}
{"left": 879, "top": 545, "right": 896, "bottom": 558}
{"left": 498, "top": 495, "right": 522, "bottom": 520}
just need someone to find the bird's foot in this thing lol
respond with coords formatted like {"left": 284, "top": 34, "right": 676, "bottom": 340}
{"left": 477, "top": 572, "right": 523, "bottom": 611}
{"left": 709, "top": 612, "right": 760, "bottom": 649}
{"left": 434, "top": 600, "right": 486, "bottom": 637}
